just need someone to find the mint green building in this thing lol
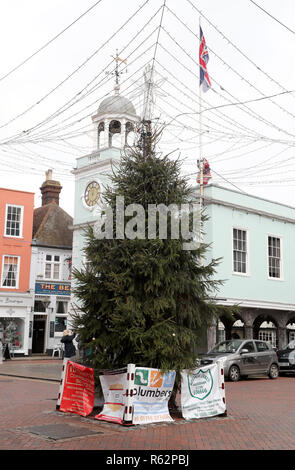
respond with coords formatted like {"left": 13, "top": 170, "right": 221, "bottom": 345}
{"left": 201, "top": 184, "right": 295, "bottom": 350}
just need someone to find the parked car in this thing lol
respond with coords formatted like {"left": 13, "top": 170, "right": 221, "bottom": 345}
{"left": 277, "top": 340, "right": 295, "bottom": 374}
{"left": 199, "top": 339, "right": 279, "bottom": 382}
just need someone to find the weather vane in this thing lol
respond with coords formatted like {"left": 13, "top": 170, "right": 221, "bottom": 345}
{"left": 106, "top": 49, "right": 128, "bottom": 92}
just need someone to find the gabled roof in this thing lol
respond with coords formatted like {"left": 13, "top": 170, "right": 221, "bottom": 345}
{"left": 33, "top": 202, "right": 73, "bottom": 248}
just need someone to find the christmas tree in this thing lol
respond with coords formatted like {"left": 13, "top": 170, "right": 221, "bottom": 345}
{"left": 72, "top": 128, "right": 225, "bottom": 373}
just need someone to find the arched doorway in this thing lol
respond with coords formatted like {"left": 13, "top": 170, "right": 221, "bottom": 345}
{"left": 286, "top": 316, "right": 295, "bottom": 343}
{"left": 218, "top": 313, "right": 245, "bottom": 342}
{"left": 253, "top": 315, "right": 278, "bottom": 348}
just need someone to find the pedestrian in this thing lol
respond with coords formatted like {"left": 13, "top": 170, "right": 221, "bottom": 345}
{"left": 61, "top": 330, "right": 77, "bottom": 360}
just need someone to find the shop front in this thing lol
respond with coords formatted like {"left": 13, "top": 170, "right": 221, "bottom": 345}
{"left": 33, "top": 282, "right": 71, "bottom": 355}
{"left": 0, "top": 293, "right": 33, "bottom": 356}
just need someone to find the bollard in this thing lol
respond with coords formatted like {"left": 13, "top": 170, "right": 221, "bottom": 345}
{"left": 123, "top": 363, "right": 135, "bottom": 425}
{"left": 216, "top": 358, "right": 227, "bottom": 416}
{"left": 56, "top": 358, "right": 69, "bottom": 410}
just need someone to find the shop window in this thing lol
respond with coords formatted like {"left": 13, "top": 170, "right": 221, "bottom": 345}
{"left": 55, "top": 316, "right": 67, "bottom": 333}
{"left": 259, "top": 330, "right": 276, "bottom": 348}
{"left": 0, "top": 318, "right": 24, "bottom": 348}
{"left": 1, "top": 255, "right": 20, "bottom": 288}
{"left": 44, "top": 254, "right": 60, "bottom": 280}
{"left": 5, "top": 205, "right": 23, "bottom": 237}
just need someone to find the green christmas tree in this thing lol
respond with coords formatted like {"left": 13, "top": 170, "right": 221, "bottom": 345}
{"left": 72, "top": 129, "right": 225, "bottom": 374}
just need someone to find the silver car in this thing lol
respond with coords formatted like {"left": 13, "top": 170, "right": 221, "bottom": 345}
{"left": 200, "top": 339, "right": 279, "bottom": 382}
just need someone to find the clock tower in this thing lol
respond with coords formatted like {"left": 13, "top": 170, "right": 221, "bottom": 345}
{"left": 70, "top": 82, "right": 140, "bottom": 301}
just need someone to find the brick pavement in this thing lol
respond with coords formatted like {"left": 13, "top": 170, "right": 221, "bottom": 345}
{"left": 0, "top": 363, "right": 295, "bottom": 451}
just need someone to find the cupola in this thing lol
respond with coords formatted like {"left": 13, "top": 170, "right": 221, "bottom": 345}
{"left": 91, "top": 83, "right": 140, "bottom": 152}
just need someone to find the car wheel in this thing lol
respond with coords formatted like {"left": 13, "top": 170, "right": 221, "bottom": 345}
{"left": 269, "top": 363, "right": 279, "bottom": 379}
{"left": 228, "top": 365, "right": 240, "bottom": 382}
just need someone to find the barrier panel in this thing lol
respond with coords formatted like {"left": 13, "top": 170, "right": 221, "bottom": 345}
{"left": 132, "top": 367, "right": 175, "bottom": 425}
{"left": 57, "top": 360, "right": 226, "bottom": 424}
{"left": 56, "top": 359, "right": 95, "bottom": 417}
{"left": 180, "top": 360, "right": 226, "bottom": 420}
{"left": 95, "top": 367, "right": 128, "bottom": 425}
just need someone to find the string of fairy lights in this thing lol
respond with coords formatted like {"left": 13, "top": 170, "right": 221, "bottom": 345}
{"left": 1, "top": 0, "right": 295, "bottom": 196}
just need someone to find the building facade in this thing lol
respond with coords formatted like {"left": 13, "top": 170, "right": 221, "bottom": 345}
{"left": 30, "top": 171, "right": 73, "bottom": 355}
{"left": 201, "top": 184, "right": 295, "bottom": 350}
{"left": 0, "top": 187, "right": 34, "bottom": 356}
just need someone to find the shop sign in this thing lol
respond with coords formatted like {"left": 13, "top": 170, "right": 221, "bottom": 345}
{"left": 132, "top": 367, "right": 175, "bottom": 425}
{"left": 0, "top": 297, "right": 27, "bottom": 306}
{"left": 59, "top": 361, "right": 95, "bottom": 417}
{"left": 35, "top": 282, "right": 71, "bottom": 296}
{"left": 49, "top": 321, "right": 55, "bottom": 338}
{"left": 96, "top": 367, "right": 175, "bottom": 426}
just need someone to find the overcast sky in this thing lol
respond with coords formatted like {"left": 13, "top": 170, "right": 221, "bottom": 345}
{"left": 1, "top": 0, "right": 295, "bottom": 216}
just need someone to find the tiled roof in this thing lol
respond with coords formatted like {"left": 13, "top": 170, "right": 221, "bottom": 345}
{"left": 33, "top": 202, "right": 73, "bottom": 248}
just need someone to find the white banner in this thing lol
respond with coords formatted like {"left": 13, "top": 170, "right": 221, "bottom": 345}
{"left": 181, "top": 363, "right": 226, "bottom": 419}
{"left": 95, "top": 372, "right": 127, "bottom": 425}
{"left": 132, "top": 367, "right": 175, "bottom": 425}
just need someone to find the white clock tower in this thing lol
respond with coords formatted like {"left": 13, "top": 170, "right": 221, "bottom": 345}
{"left": 70, "top": 79, "right": 140, "bottom": 311}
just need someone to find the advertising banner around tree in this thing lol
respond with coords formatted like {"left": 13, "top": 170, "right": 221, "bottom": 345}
{"left": 59, "top": 361, "right": 95, "bottom": 417}
{"left": 95, "top": 371, "right": 127, "bottom": 425}
{"left": 181, "top": 361, "right": 226, "bottom": 420}
{"left": 132, "top": 367, "right": 176, "bottom": 425}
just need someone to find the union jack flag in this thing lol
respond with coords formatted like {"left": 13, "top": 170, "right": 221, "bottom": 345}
{"left": 199, "top": 26, "right": 211, "bottom": 92}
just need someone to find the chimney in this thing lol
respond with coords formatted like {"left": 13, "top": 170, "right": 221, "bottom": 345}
{"left": 40, "top": 169, "right": 62, "bottom": 206}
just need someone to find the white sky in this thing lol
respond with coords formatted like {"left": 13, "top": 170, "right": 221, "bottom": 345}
{"left": 1, "top": 0, "right": 295, "bottom": 216}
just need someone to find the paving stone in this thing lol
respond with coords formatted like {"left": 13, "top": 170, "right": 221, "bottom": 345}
{"left": 25, "top": 423, "right": 103, "bottom": 440}
{"left": 1, "top": 365, "right": 295, "bottom": 450}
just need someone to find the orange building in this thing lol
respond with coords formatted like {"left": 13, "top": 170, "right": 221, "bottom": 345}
{"left": 0, "top": 187, "right": 34, "bottom": 356}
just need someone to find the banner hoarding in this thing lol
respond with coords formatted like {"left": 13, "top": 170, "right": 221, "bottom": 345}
{"left": 181, "top": 363, "right": 226, "bottom": 419}
{"left": 95, "top": 372, "right": 127, "bottom": 425}
{"left": 59, "top": 361, "right": 95, "bottom": 417}
{"left": 132, "top": 367, "right": 175, "bottom": 425}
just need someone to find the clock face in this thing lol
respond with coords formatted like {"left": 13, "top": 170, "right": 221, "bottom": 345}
{"left": 84, "top": 181, "right": 100, "bottom": 207}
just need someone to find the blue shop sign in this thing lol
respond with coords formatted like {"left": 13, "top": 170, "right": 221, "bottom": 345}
{"left": 35, "top": 282, "right": 71, "bottom": 296}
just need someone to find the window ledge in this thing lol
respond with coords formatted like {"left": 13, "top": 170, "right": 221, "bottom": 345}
{"left": 232, "top": 272, "right": 250, "bottom": 277}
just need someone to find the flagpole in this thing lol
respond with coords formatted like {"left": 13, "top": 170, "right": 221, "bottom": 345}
{"left": 199, "top": 16, "right": 204, "bottom": 260}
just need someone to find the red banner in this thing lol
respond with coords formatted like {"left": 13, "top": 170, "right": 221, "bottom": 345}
{"left": 59, "top": 361, "right": 95, "bottom": 417}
